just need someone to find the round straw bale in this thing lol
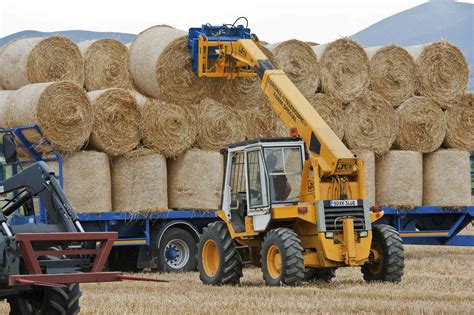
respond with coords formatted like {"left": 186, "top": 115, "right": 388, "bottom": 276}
{"left": 168, "top": 149, "right": 224, "bottom": 210}
{"left": 87, "top": 88, "right": 141, "bottom": 156}
{"left": 243, "top": 104, "right": 287, "bottom": 139}
{"left": 142, "top": 98, "right": 197, "bottom": 157}
{"left": 375, "top": 150, "right": 423, "bottom": 207}
{"left": 129, "top": 25, "right": 210, "bottom": 104}
{"left": 0, "top": 91, "right": 13, "bottom": 126}
{"left": 313, "top": 39, "right": 370, "bottom": 103}
{"left": 395, "top": 96, "right": 446, "bottom": 153}
{"left": 79, "top": 39, "right": 132, "bottom": 91}
{"left": 62, "top": 151, "right": 112, "bottom": 213}
{"left": 3, "top": 82, "right": 92, "bottom": 152}
{"left": 210, "top": 46, "right": 278, "bottom": 109}
{"left": 366, "top": 45, "right": 416, "bottom": 106}
{"left": 0, "top": 46, "right": 4, "bottom": 89}
{"left": 344, "top": 92, "right": 398, "bottom": 155}
{"left": 266, "top": 40, "right": 319, "bottom": 98}
{"left": 112, "top": 150, "right": 167, "bottom": 212}
{"left": 352, "top": 150, "right": 375, "bottom": 206}
{"left": 423, "top": 149, "right": 471, "bottom": 207}
{"left": 444, "top": 93, "right": 474, "bottom": 151}
{"left": 196, "top": 98, "right": 247, "bottom": 151}
{"left": 405, "top": 42, "right": 468, "bottom": 105}
{"left": 307, "top": 93, "right": 345, "bottom": 139}
{"left": 0, "top": 36, "right": 84, "bottom": 90}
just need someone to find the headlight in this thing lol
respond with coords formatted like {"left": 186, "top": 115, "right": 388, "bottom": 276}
{"left": 359, "top": 231, "right": 368, "bottom": 238}
{"left": 325, "top": 232, "right": 334, "bottom": 239}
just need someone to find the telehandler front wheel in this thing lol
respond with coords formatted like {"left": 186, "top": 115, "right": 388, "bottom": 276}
{"left": 197, "top": 221, "right": 242, "bottom": 285}
{"left": 260, "top": 228, "right": 304, "bottom": 286}
{"left": 362, "top": 224, "right": 404, "bottom": 283}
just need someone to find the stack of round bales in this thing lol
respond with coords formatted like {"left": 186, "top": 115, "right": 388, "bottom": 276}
{"left": 88, "top": 88, "right": 141, "bottom": 156}
{"left": 344, "top": 91, "right": 398, "bottom": 155}
{"left": 79, "top": 39, "right": 132, "bottom": 91}
{"left": 128, "top": 25, "right": 210, "bottom": 105}
{"left": 394, "top": 96, "right": 446, "bottom": 153}
{"left": 168, "top": 149, "right": 224, "bottom": 210}
{"left": 444, "top": 93, "right": 474, "bottom": 151}
{"left": 423, "top": 149, "right": 471, "bottom": 207}
{"left": 112, "top": 149, "right": 168, "bottom": 212}
{"left": 405, "top": 41, "right": 469, "bottom": 106}
{"left": 308, "top": 93, "right": 345, "bottom": 140}
{"left": 313, "top": 38, "right": 370, "bottom": 103}
{"left": 3, "top": 82, "right": 92, "bottom": 153}
{"left": 365, "top": 45, "right": 416, "bottom": 106}
{"left": 0, "top": 36, "right": 84, "bottom": 90}
{"left": 375, "top": 150, "right": 423, "bottom": 207}
{"left": 266, "top": 40, "right": 319, "bottom": 99}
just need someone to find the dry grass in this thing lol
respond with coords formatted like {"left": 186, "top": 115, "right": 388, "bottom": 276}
{"left": 3, "top": 246, "right": 471, "bottom": 314}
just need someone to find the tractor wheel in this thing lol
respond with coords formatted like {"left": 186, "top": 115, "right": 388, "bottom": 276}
{"left": 362, "top": 224, "right": 404, "bottom": 282}
{"left": 304, "top": 267, "right": 336, "bottom": 283}
{"left": 260, "top": 228, "right": 304, "bottom": 286}
{"left": 8, "top": 283, "right": 81, "bottom": 315}
{"left": 198, "top": 221, "right": 242, "bottom": 285}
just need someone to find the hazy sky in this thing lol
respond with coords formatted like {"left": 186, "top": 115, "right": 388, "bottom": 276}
{"left": 0, "top": 0, "right": 461, "bottom": 43}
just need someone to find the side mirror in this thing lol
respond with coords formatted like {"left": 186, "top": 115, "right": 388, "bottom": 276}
{"left": 2, "top": 134, "right": 18, "bottom": 164}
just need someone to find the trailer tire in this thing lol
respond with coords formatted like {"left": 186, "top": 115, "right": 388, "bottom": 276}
{"left": 157, "top": 227, "right": 197, "bottom": 272}
{"left": 8, "top": 283, "right": 81, "bottom": 315}
{"left": 362, "top": 224, "right": 404, "bottom": 282}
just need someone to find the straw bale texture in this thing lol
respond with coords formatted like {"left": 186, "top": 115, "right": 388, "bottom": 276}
{"left": 344, "top": 92, "right": 398, "bottom": 155}
{"left": 112, "top": 151, "right": 168, "bottom": 212}
{"left": 0, "top": 91, "right": 13, "bottom": 126}
{"left": 128, "top": 25, "right": 210, "bottom": 104}
{"left": 313, "top": 39, "right": 370, "bottom": 103}
{"left": 308, "top": 93, "right": 345, "bottom": 139}
{"left": 141, "top": 98, "right": 197, "bottom": 157}
{"left": 79, "top": 39, "right": 132, "bottom": 91}
{"left": 210, "top": 46, "right": 278, "bottom": 109}
{"left": 423, "top": 149, "right": 471, "bottom": 207}
{"left": 352, "top": 150, "right": 375, "bottom": 206}
{"left": 168, "top": 149, "right": 224, "bottom": 210}
{"left": 196, "top": 98, "right": 247, "bottom": 151}
{"left": 244, "top": 105, "right": 287, "bottom": 138}
{"left": 3, "top": 82, "right": 92, "bottom": 153}
{"left": 88, "top": 88, "right": 141, "bottom": 156}
{"left": 395, "top": 96, "right": 446, "bottom": 153}
{"left": 366, "top": 45, "right": 416, "bottom": 106}
{"left": 266, "top": 40, "right": 319, "bottom": 98}
{"left": 405, "top": 42, "right": 468, "bottom": 106}
{"left": 375, "top": 150, "right": 423, "bottom": 207}
{"left": 0, "top": 46, "right": 4, "bottom": 89}
{"left": 0, "top": 36, "right": 84, "bottom": 90}
{"left": 444, "top": 93, "right": 474, "bottom": 151}
{"left": 60, "top": 151, "right": 111, "bottom": 213}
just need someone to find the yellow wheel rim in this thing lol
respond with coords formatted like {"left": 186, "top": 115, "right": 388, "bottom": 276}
{"left": 202, "top": 239, "right": 219, "bottom": 277}
{"left": 267, "top": 245, "right": 282, "bottom": 279}
{"left": 369, "top": 241, "right": 383, "bottom": 274}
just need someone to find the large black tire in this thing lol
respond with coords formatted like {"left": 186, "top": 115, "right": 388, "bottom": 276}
{"left": 8, "top": 283, "right": 81, "bottom": 315}
{"left": 304, "top": 267, "right": 336, "bottom": 283}
{"left": 198, "top": 221, "right": 242, "bottom": 285}
{"left": 362, "top": 224, "right": 404, "bottom": 282}
{"left": 156, "top": 228, "right": 197, "bottom": 272}
{"left": 260, "top": 228, "right": 304, "bottom": 286}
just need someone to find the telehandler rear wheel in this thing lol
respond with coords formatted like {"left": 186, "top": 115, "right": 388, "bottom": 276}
{"left": 304, "top": 267, "right": 336, "bottom": 283}
{"left": 198, "top": 221, "right": 243, "bottom": 285}
{"left": 260, "top": 228, "right": 304, "bottom": 286}
{"left": 362, "top": 224, "right": 404, "bottom": 282}
{"left": 8, "top": 283, "right": 81, "bottom": 315}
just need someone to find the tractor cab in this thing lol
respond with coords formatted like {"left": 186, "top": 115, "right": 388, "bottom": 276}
{"left": 220, "top": 137, "right": 305, "bottom": 233}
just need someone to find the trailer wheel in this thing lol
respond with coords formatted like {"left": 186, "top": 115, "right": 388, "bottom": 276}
{"left": 362, "top": 224, "right": 404, "bottom": 282}
{"left": 157, "top": 228, "right": 197, "bottom": 272}
{"left": 198, "top": 221, "right": 242, "bottom": 285}
{"left": 8, "top": 283, "right": 81, "bottom": 315}
{"left": 260, "top": 228, "right": 304, "bottom": 286}
{"left": 304, "top": 267, "right": 336, "bottom": 283}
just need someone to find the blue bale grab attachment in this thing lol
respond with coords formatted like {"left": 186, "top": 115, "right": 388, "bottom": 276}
{"left": 188, "top": 23, "right": 257, "bottom": 74}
